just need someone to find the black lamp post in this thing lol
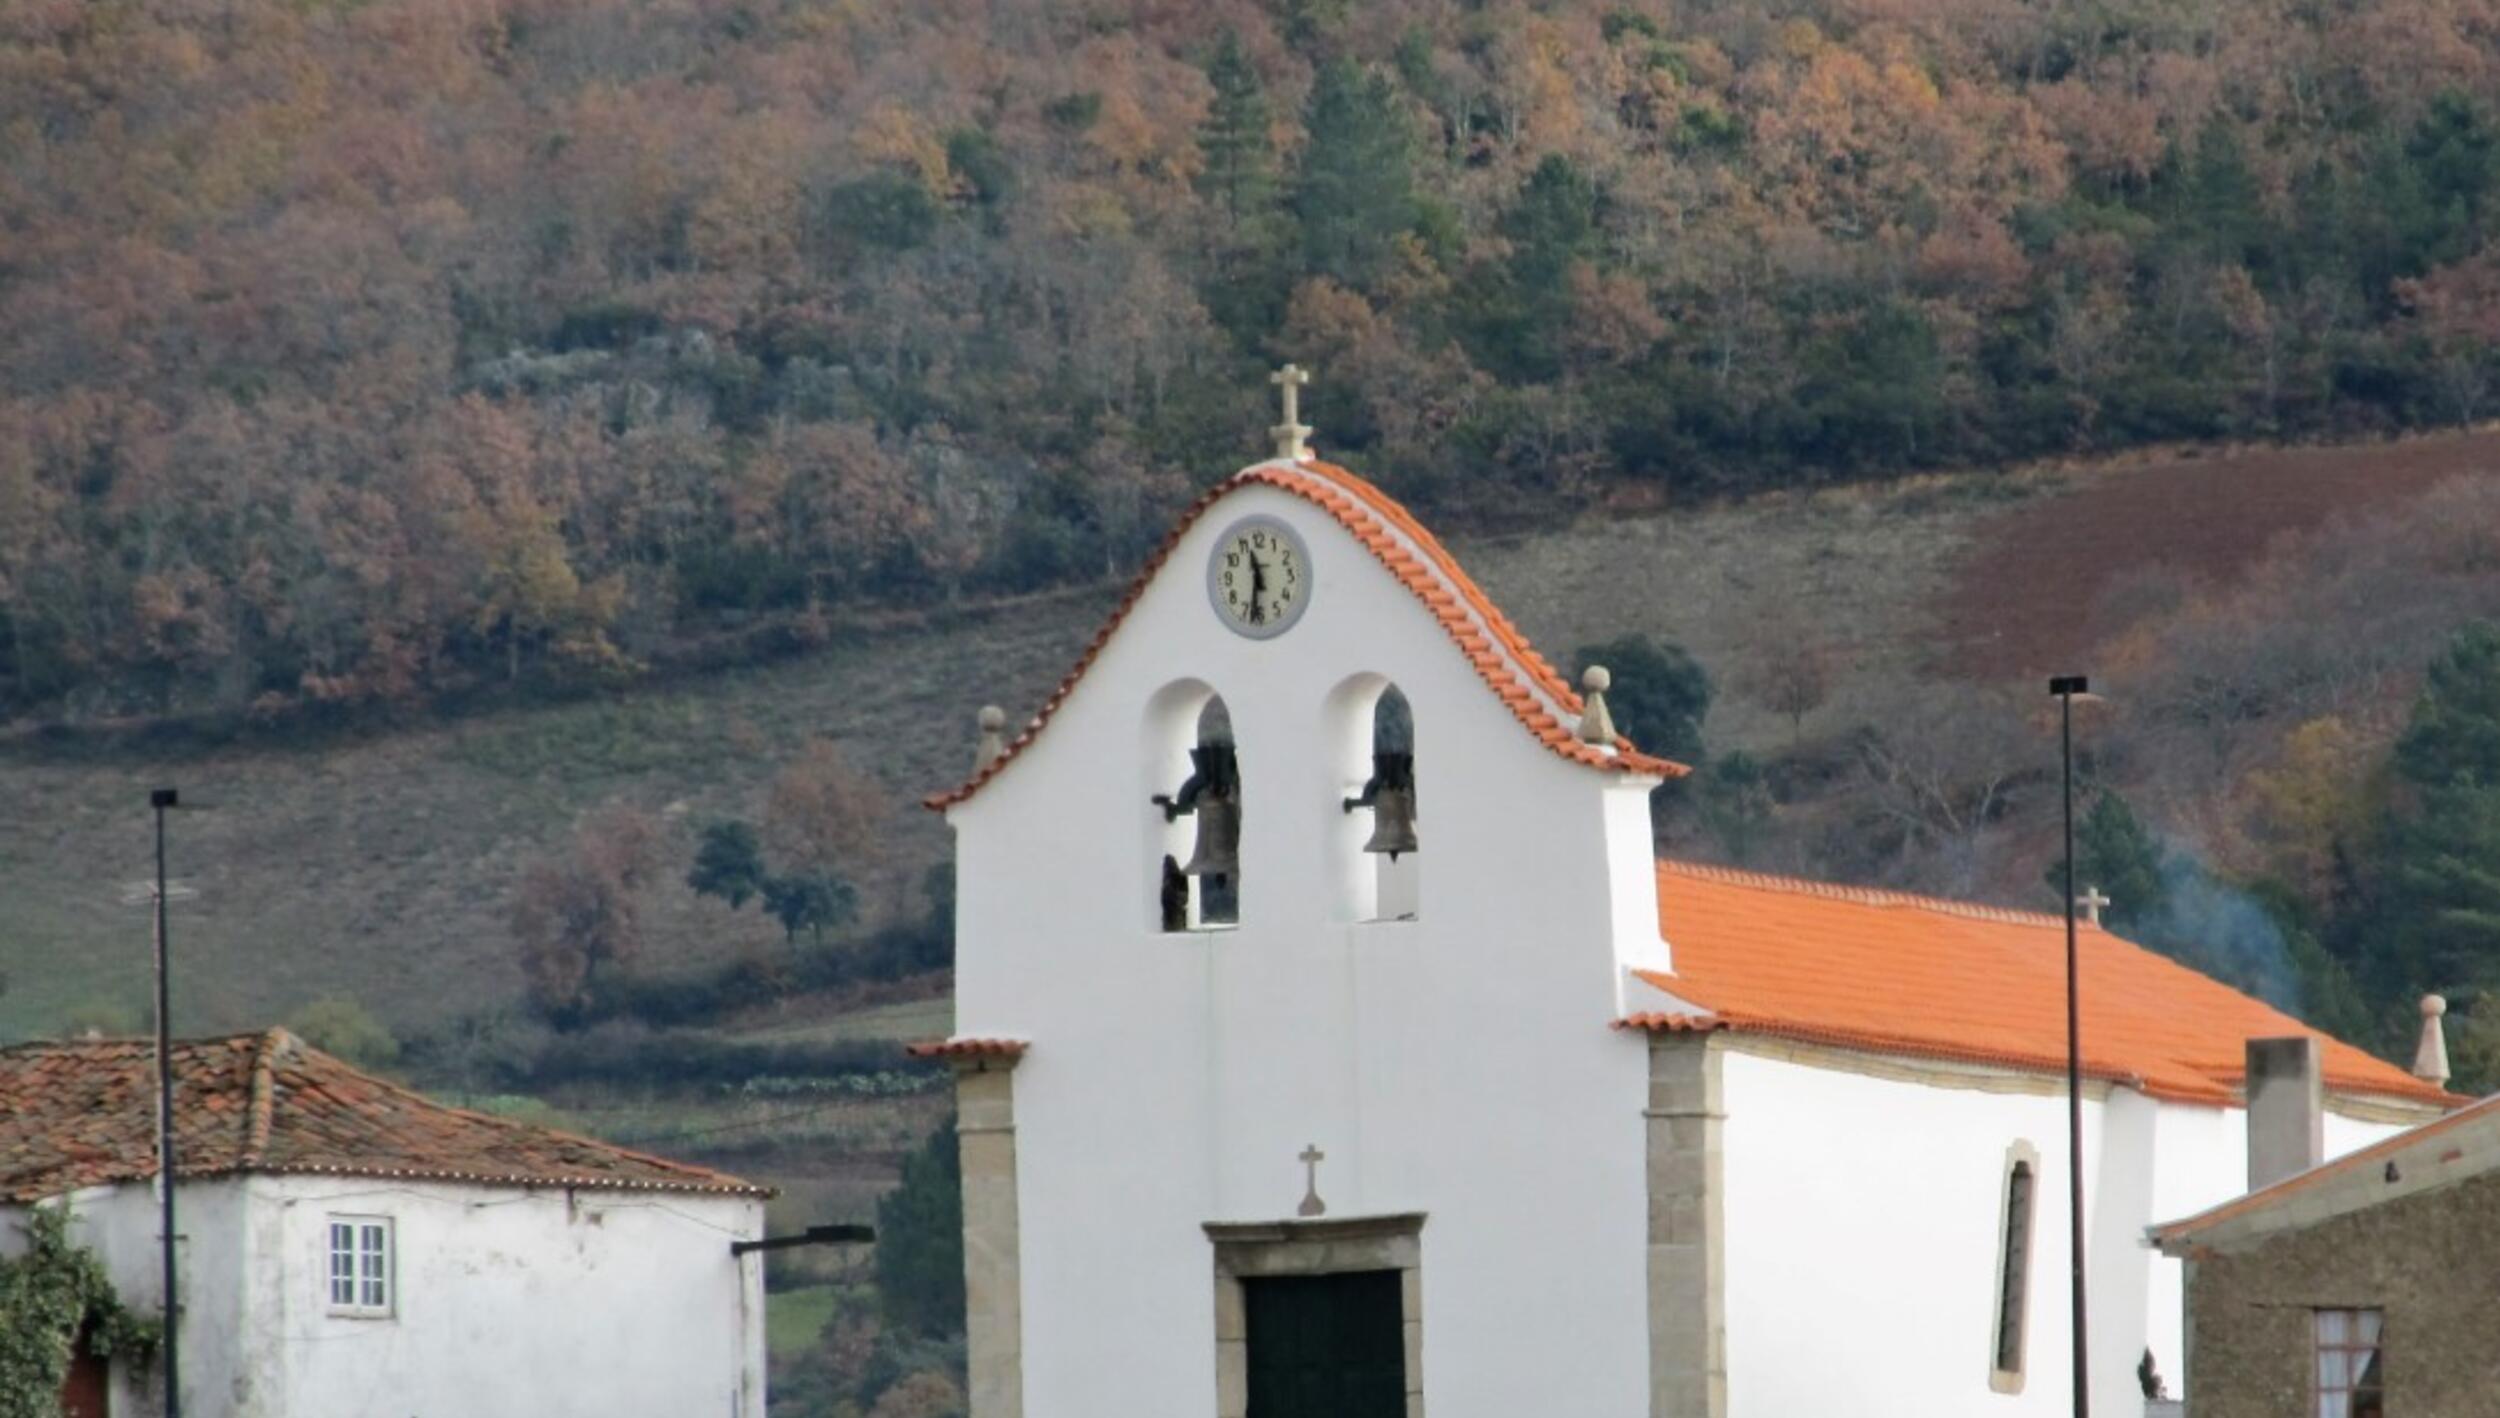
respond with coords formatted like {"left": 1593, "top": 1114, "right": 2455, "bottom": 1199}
{"left": 148, "top": 786, "right": 183, "bottom": 1418}
{"left": 2046, "top": 677, "right": 2090, "bottom": 1418}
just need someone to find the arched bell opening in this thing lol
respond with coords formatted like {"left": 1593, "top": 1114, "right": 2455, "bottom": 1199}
{"left": 1145, "top": 682, "right": 1241, "bottom": 932}
{"left": 1326, "top": 676, "right": 1420, "bottom": 924}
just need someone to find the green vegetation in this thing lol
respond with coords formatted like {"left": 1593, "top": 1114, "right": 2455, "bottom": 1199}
{"left": 0, "top": 1206, "right": 159, "bottom": 1418}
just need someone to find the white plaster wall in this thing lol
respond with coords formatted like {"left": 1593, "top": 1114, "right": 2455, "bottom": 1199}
{"left": 949, "top": 476, "right": 1662, "bottom": 1417}
{"left": 249, "top": 1175, "right": 765, "bottom": 1418}
{"left": 1717, "top": 1051, "right": 2413, "bottom": 1416}
{"left": 9, "top": 1177, "right": 763, "bottom": 1418}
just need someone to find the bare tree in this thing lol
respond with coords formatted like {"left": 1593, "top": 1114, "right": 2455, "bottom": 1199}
{"left": 1739, "top": 624, "right": 1836, "bottom": 746}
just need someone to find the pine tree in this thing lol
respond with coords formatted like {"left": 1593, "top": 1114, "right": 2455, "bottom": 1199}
{"left": 1475, "top": 154, "right": 1598, "bottom": 380}
{"left": 1196, "top": 33, "right": 1276, "bottom": 236}
{"left": 875, "top": 1119, "right": 966, "bottom": 1337}
{"left": 2394, "top": 621, "right": 2500, "bottom": 789}
{"left": 2377, "top": 623, "right": 2500, "bottom": 995}
{"left": 1292, "top": 59, "right": 1420, "bottom": 292}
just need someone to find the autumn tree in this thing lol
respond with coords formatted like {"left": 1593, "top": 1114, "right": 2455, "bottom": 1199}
{"left": 509, "top": 805, "right": 661, "bottom": 1023}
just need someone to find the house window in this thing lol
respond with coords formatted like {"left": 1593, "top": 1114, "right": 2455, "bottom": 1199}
{"left": 1988, "top": 1142, "right": 2039, "bottom": 1393}
{"left": 327, "top": 1216, "right": 394, "bottom": 1317}
{"left": 2315, "top": 1308, "right": 2383, "bottom": 1418}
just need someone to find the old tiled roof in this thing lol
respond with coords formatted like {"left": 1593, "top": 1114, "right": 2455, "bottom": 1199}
{"left": 926, "top": 457, "right": 1688, "bottom": 811}
{"left": 1625, "top": 860, "right": 2456, "bottom": 1109}
{"left": 0, "top": 1030, "right": 767, "bottom": 1203}
{"left": 2151, "top": 1091, "right": 2500, "bottom": 1249}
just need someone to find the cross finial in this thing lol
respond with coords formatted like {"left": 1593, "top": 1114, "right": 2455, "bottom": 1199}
{"left": 1269, "top": 363, "right": 1313, "bottom": 462}
{"left": 1297, "top": 1143, "right": 1326, "bottom": 1217}
{"left": 2075, "top": 885, "right": 2111, "bottom": 927}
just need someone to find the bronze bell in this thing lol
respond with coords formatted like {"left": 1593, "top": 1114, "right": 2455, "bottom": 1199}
{"left": 1157, "top": 742, "right": 1241, "bottom": 879}
{"left": 1183, "top": 790, "right": 1241, "bottom": 878}
{"left": 1344, "top": 751, "right": 1418, "bottom": 860}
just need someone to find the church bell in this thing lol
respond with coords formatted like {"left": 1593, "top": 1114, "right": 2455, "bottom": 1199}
{"left": 1182, "top": 791, "right": 1241, "bottom": 878}
{"left": 1344, "top": 751, "right": 1418, "bottom": 860}
{"left": 1155, "top": 743, "right": 1242, "bottom": 880}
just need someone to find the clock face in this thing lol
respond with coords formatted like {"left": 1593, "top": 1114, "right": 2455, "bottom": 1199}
{"left": 1207, "top": 516, "right": 1312, "bottom": 639}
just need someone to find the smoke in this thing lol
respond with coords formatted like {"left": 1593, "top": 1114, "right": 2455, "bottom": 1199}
{"left": 2140, "top": 841, "right": 2303, "bottom": 1014}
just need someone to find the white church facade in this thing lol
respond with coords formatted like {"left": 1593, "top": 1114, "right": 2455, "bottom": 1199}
{"left": 918, "top": 412, "right": 2455, "bottom": 1418}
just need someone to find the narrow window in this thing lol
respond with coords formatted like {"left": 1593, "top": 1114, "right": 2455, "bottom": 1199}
{"left": 327, "top": 1215, "right": 394, "bottom": 1318}
{"left": 1989, "top": 1143, "right": 2039, "bottom": 1391}
{"left": 2315, "top": 1308, "right": 2384, "bottom": 1418}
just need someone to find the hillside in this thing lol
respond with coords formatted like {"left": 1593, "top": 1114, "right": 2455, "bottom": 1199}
{"left": 7, "top": 0, "right": 2500, "bottom": 731}
{"left": 6, "top": 429, "right": 2496, "bottom": 1045}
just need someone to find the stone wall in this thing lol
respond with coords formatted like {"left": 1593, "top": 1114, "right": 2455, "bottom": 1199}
{"left": 2182, "top": 1170, "right": 2500, "bottom": 1416}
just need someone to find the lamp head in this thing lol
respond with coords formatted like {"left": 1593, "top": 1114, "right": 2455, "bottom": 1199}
{"left": 149, "top": 788, "right": 179, "bottom": 810}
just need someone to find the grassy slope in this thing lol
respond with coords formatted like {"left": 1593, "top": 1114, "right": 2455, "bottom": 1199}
{"left": 4, "top": 431, "right": 2494, "bottom": 1043}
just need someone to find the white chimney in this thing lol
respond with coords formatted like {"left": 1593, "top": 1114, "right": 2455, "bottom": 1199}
{"left": 2245, "top": 1036, "right": 2325, "bottom": 1191}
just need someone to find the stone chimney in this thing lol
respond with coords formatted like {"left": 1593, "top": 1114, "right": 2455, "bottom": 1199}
{"left": 2414, "top": 994, "right": 2451, "bottom": 1087}
{"left": 2245, "top": 1036, "right": 2325, "bottom": 1191}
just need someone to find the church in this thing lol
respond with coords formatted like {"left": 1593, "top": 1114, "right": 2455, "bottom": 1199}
{"left": 913, "top": 376, "right": 2458, "bottom": 1418}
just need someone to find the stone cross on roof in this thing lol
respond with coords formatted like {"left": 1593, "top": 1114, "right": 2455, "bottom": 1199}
{"left": 1297, "top": 1142, "right": 1326, "bottom": 1217}
{"left": 1270, "top": 363, "right": 1312, "bottom": 462}
{"left": 2075, "top": 886, "right": 2111, "bottom": 927}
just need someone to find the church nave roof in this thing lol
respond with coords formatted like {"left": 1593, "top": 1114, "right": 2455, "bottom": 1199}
{"left": 1628, "top": 860, "right": 2455, "bottom": 1110}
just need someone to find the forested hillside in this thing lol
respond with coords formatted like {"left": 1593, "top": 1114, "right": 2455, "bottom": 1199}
{"left": 5, "top": 0, "right": 2499, "bottom": 723}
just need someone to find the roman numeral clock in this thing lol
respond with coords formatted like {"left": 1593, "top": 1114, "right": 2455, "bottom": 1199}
{"left": 1207, "top": 516, "right": 1312, "bottom": 639}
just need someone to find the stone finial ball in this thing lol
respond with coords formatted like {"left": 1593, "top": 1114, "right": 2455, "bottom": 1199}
{"left": 978, "top": 705, "right": 1006, "bottom": 731}
{"left": 1582, "top": 665, "right": 1611, "bottom": 693}
{"left": 2423, "top": 993, "right": 2448, "bottom": 1018}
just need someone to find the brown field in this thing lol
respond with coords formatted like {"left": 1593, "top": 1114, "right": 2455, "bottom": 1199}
{"left": 1935, "top": 429, "right": 2500, "bottom": 680}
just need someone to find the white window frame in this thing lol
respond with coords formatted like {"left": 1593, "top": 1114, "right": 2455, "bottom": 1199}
{"left": 1988, "top": 1140, "right": 2040, "bottom": 1394}
{"left": 325, "top": 1215, "right": 395, "bottom": 1318}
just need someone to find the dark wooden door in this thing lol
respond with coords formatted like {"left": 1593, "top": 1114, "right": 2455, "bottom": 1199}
{"left": 59, "top": 1322, "right": 109, "bottom": 1418}
{"left": 1243, "top": 1271, "right": 1404, "bottom": 1418}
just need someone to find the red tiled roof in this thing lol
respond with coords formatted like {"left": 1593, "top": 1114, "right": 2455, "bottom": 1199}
{"left": 1625, "top": 860, "right": 2457, "bottom": 1109}
{"left": 2151, "top": 1091, "right": 2500, "bottom": 1247}
{"left": 926, "top": 458, "right": 1687, "bottom": 810}
{"left": 0, "top": 1030, "right": 767, "bottom": 1203}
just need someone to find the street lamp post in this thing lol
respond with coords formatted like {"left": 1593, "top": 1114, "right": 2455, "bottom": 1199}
{"left": 149, "top": 787, "right": 182, "bottom": 1418}
{"left": 2046, "top": 678, "right": 2090, "bottom": 1418}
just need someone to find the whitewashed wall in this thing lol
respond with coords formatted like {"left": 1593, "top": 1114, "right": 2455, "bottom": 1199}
{"left": 8, "top": 1176, "right": 765, "bottom": 1417}
{"left": 949, "top": 475, "right": 1669, "bottom": 1417}
{"left": 1716, "top": 1049, "right": 2409, "bottom": 1416}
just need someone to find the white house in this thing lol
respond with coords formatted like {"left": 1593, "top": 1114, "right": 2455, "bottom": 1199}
{"left": 916, "top": 426, "right": 2456, "bottom": 1418}
{"left": 0, "top": 1028, "right": 770, "bottom": 1417}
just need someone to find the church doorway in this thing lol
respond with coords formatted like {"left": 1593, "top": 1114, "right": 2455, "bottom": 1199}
{"left": 1243, "top": 1270, "right": 1405, "bottom": 1418}
{"left": 1205, "top": 1212, "right": 1425, "bottom": 1418}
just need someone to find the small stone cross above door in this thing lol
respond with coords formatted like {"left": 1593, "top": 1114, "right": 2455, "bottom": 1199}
{"left": 1298, "top": 1143, "right": 1327, "bottom": 1217}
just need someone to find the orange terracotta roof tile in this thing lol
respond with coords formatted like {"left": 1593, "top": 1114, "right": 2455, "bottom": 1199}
{"left": 926, "top": 458, "right": 1688, "bottom": 811}
{"left": 1625, "top": 860, "right": 2456, "bottom": 1109}
{"left": 2151, "top": 1091, "right": 2500, "bottom": 1247}
{"left": 0, "top": 1030, "right": 766, "bottom": 1203}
